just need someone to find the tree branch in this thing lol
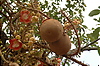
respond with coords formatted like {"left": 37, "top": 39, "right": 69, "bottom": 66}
{"left": 0, "top": 11, "right": 9, "bottom": 19}
{"left": 81, "top": 38, "right": 100, "bottom": 51}
{"left": 14, "top": 1, "right": 50, "bottom": 19}
{"left": 5, "top": 0, "right": 13, "bottom": 13}
{"left": 0, "top": 50, "right": 10, "bottom": 63}
{"left": 34, "top": 42, "right": 51, "bottom": 50}
{"left": 62, "top": 55, "right": 88, "bottom": 66}
{"left": 60, "top": 10, "right": 81, "bottom": 56}
{"left": 0, "top": 0, "right": 6, "bottom": 6}
{"left": 33, "top": 57, "right": 53, "bottom": 66}
{"left": 63, "top": 59, "right": 67, "bottom": 66}
{"left": 81, "top": 47, "right": 98, "bottom": 51}
{"left": 1, "top": 4, "right": 12, "bottom": 16}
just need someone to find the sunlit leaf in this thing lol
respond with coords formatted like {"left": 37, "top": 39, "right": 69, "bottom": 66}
{"left": 87, "top": 34, "right": 95, "bottom": 41}
{"left": 92, "top": 27, "right": 100, "bottom": 39}
{"left": 89, "top": 9, "right": 100, "bottom": 17}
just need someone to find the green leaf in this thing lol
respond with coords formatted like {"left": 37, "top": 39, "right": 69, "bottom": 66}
{"left": 97, "top": 47, "right": 100, "bottom": 56}
{"left": 87, "top": 34, "right": 95, "bottom": 41}
{"left": 66, "top": 62, "right": 70, "bottom": 66}
{"left": 45, "top": 0, "right": 48, "bottom": 8}
{"left": 93, "top": 17, "right": 100, "bottom": 22}
{"left": 98, "top": 6, "right": 100, "bottom": 9}
{"left": 89, "top": 9, "right": 100, "bottom": 17}
{"left": 94, "top": 18, "right": 98, "bottom": 21}
{"left": 87, "top": 27, "right": 100, "bottom": 42}
{"left": 82, "top": 25, "right": 88, "bottom": 29}
{"left": 92, "top": 27, "right": 100, "bottom": 39}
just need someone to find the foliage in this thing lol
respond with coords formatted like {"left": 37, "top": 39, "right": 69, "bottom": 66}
{"left": 0, "top": 0, "right": 100, "bottom": 66}
{"left": 89, "top": 9, "right": 100, "bottom": 17}
{"left": 88, "top": 6, "right": 100, "bottom": 56}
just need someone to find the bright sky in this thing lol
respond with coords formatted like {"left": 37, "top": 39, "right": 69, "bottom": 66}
{"left": 71, "top": 0, "right": 100, "bottom": 66}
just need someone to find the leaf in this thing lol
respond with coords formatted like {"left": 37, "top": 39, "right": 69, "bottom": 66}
{"left": 94, "top": 17, "right": 100, "bottom": 22}
{"left": 45, "top": 0, "right": 48, "bottom": 8}
{"left": 66, "top": 62, "right": 70, "bottom": 66}
{"left": 94, "top": 18, "right": 98, "bottom": 21}
{"left": 87, "top": 34, "right": 95, "bottom": 41}
{"left": 89, "top": 9, "right": 100, "bottom": 17}
{"left": 92, "top": 27, "right": 100, "bottom": 39}
{"left": 82, "top": 25, "right": 88, "bottom": 29}
{"left": 97, "top": 47, "right": 100, "bottom": 56}
{"left": 98, "top": 6, "right": 100, "bottom": 9}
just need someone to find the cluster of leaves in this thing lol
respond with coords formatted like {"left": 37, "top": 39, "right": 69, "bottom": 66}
{"left": 88, "top": 6, "right": 100, "bottom": 55}
{"left": 88, "top": 6, "right": 100, "bottom": 36}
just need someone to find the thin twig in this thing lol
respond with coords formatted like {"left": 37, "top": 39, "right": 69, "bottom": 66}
{"left": 33, "top": 56, "right": 53, "bottom": 66}
{"left": 63, "top": 59, "right": 67, "bottom": 66}
{"left": 34, "top": 42, "right": 51, "bottom": 50}
{"left": 12, "top": 12, "right": 20, "bottom": 23}
{"left": 14, "top": 1, "right": 50, "bottom": 19}
{"left": 5, "top": 0, "right": 13, "bottom": 13}
{"left": 38, "top": 11, "right": 50, "bottom": 19}
{"left": 0, "top": 50, "right": 10, "bottom": 63}
{"left": 0, "top": 11, "right": 9, "bottom": 19}
{"left": 16, "top": 0, "right": 21, "bottom": 4}
{"left": 81, "top": 38, "right": 100, "bottom": 51}
{"left": 43, "top": 51, "right": 51, "bottom": 58}
{"left": 30, "top": 0, "right": 35, "bottom": 9}
{"left": 2, "top": 4, "right": 12, "bottom": 16}
{"left": 81, "top": 47, "right": 98, "bottom": 51}
{"left": 60, "top": 10, "right": 81, "bottom": 56}
{"left": 0, "top": 0, "right": 6, "bottom": 6}
{"left": 62, "top": 55, "right": 88, "bottom": 66}
{"left": 9, "top": 12, "right": 20, "bottom": 37}
{"left": 21, "top": 23, "right": 31, "bottom": 42}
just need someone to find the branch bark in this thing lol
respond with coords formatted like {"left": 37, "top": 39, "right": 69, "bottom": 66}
{"left": 1, "top": 4, "right": 12, "bottom": 16}
{"left": 0, "top": 0, "right": 6, "bottom": 6}
{"left": 33, "top": 57, "right": 53, "bottom": 66}
{"left": 62, "top": 55, "right": 88, "bottom": 66}
{"left": 14, "top": 1, "right": 50, "bottom": 19}
{"left": 0, "top": 50, "right": 10, "bottom": 63}
{"left": 60, "top": 10, "right": 81, "bottom": 56}
{"left": 81, "top": 38, "right": 100, "bottom": 51}
{"left": 0, "top": 11, "right": 9, "bottom": 19}
{"left": 81, "top": 47, "right": 98, "bottom": 51}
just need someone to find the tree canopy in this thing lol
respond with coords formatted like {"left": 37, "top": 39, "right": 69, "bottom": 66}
{"left": 0, "top": 0, "right": 100, "bottom": 66}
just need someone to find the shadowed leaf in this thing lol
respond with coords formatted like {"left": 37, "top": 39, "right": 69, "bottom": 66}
{"left": 97, "top": 47, "right": 100, "bottom": 56}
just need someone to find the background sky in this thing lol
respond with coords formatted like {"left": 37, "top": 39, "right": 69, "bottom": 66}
{"left": 71, "top": 0, "right": 100, "bottom": 66}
